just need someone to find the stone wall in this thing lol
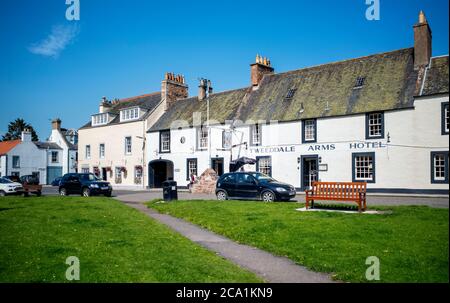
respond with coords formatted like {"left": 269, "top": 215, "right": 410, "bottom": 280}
{"left": 191, "top": 168, "right": 218, "bottom": 194}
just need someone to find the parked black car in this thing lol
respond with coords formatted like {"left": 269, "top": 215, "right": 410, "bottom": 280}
{"left": 51, "top": 177, "right": 62, "bottom": 186}
{"left": 215, "top": 172, "right": 296, "bottom": 202}
{"left": 59, "top": 173, "right": 112, "bottom": 197}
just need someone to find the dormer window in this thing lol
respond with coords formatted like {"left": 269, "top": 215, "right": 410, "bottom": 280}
{"left": 120, "top": 107, "right": 140, "bottom": 122}
{"left": 92, "top": 113, "right": 108, "bottom": 126}
{"left": 354, "top": 76, "right": 366, "bottom": 89}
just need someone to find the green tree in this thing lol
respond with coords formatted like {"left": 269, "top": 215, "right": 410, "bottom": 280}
{"left": 1, "top": 118, "right": 39, "bottom": 141}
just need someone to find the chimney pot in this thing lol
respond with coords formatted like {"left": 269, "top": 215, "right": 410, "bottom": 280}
{"left": 51, "top": 118, "right": 61, "bottom": 130}
{"left": 250, "top": 54, "right": 274, "bottom": 87}
{"left": 162, "top": 72, "right": 188, "bottom": 110}
{"left": 21, "top": 129, "right": 32, "bottom": 142}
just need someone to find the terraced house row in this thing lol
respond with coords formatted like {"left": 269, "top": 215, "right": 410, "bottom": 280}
{"left": 78, "top": 12, "right": 449, "bottom": 194}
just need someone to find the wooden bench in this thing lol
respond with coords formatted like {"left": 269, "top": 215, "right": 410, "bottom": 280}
{"left": 305, "top": 181, "right": 367, "bottom": 212}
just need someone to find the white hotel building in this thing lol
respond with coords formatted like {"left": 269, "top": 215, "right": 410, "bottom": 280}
{"left": 145, "top": 12, "right": 449, "bottom": 195}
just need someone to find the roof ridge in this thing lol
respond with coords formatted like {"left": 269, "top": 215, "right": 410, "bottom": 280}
{"left": 431, "top": 54, "right": 449, "bottom": 59}
{"left": 269, "top": 47, "right": 414, "bottom": 78}
{"left": 118, "top": 91, "right": 160, "bottom": 103}
{"left": 177, "top": 86, "right": 250, "bottom": 103}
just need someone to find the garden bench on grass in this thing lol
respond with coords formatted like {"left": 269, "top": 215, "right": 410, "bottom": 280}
{"left": 305, "top": 181, "right": 367, "bottom": 212}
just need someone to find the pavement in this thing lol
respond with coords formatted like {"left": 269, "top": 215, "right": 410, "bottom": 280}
{"left": 121, "top": 201, "right": 335, "bottom": 283}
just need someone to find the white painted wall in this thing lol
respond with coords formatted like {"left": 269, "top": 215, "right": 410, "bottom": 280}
{"left": 0, "top": 155, "right": 6, "bottom": 177}
{"left": 6, "top": 142, "right": 47, "bottom": 184}
{"left": 146, "top": 94, "right": 449, "bottom": 193}
{"left": 48, "top": 128, "right": 77, "bottom": 174}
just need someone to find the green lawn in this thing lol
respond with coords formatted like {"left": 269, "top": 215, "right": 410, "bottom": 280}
{"left": 0, "top": 196, "right": 261, "bottom": 282}
{"left": 148, "top": 200, "right": 449, "bottom": 283}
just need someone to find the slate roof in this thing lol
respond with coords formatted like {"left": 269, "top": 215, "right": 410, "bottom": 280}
{"left": 0, "top": 140, "right": 21, "bottom": 155}
{"left": 149, "top": 48, "right": 430, "bottom": 131}
{"left": 421, "top": 55, "right": 449, "bottom": 96}
{"left": 60, "top": 129, "right": 78, "bottom": 150}
{"left": 34, "top": 142, "right": 63, "bottom": 150}
{"left": 149, "top": 88, "right": 249, "bottom": 131}
{"left": 79, "top": 92, "right": 162, "bottom": 130}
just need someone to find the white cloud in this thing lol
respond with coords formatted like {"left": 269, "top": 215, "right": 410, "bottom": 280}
{"left": 28, "top": 24, "right": 79, "bottom": 58}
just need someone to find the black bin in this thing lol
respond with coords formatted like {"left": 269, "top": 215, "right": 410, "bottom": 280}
{"left": 162, "top": 180, "right": 178, "bottom": 201}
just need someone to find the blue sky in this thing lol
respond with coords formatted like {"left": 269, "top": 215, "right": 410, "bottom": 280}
{"left": 0, "top": 0, "right": 448, "bottom": 140}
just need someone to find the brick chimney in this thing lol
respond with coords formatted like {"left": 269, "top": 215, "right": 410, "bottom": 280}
{"left": 99, "top": 96, "right": 112, "bottom": 113}
{"left": 161, "top": 72, "right": 188, "bottom": 110}
{"left": 198, "top": 78, "right": 213, "bottom": 101}
{"left": 250, "top": 54, "right": 274, "bottom": 87}
{"left": 51, "top": 118, "right": 61, "bottom": 130}
{"left": 414, "top": 11, "right": 432, "bottom": 69}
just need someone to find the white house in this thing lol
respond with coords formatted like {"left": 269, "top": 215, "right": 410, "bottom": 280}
{"left": 145, "top": 12, "right": 448, "bottom": 195}
{"left": 0, "top": 130, "right": 47, "bottom": 184}
{"left": 45, "top": 118, "right": 78, "bottom": 182}
{"left": 0, "top": 119, "right": 78, "bottom": 184}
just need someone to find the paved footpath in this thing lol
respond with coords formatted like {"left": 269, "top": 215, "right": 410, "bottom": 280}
{"left": 114, "top": 191, "right": 449, "bottom": 208}
{"left": 117, "top": 199, "right": 335, "bottom": 283}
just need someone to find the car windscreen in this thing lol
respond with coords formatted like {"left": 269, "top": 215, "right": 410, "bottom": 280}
{"left": 0, "top": 178, "right": 13, "bottom": 184}
{"left": 250, "top": 172, "right": 275, "bottom": 182}
{"left": 79, "top": 174, "right": 100, "bottom": 182}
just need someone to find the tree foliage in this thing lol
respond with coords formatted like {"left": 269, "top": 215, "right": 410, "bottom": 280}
{"left": 1, "top": 118, "right": 39, "bottom": 142}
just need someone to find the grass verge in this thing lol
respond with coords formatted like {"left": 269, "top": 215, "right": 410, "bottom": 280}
{"left": 0, "top": 196, "right": 261, "bottom": 282}
{"left": 148, "top": 200, "right": 449, "bottom": 282}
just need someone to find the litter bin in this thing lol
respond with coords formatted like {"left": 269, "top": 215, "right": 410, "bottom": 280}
{"left": 162, "top": 180, "right": 178, "bottom": 201}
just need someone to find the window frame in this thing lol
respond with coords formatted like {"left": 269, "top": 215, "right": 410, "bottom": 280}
{"left": 352, "top": 152, "right": 376, "bottom": 183}
{"left": 302, "top": 119, "right": 317, "bottom": 143}
{"left": 365, "top": 112, "right": 385, "bottom": 139}
{"left": 91, "top": 113, "right": 108, "bottom": 126}
{"left": 186, "top": 158, "right": 198, "bottom": 181}
{"left": 12, "top": 156, "right": 20, "bottom": 169}
{"left": 85, "top": 145, "right": 91, "bottom": 159}
{"left": 431, "top": 151, "right": 449, "bottom": 184}
{"left": 256, "top": 156, "right": 272, "bottom": 177}
{"left": 354, "top": 76, "right": 366, "bottom": 89}
{"left": 124, "top": 136, "right": 132, "bottom": 155}
{"left": 120, "top": 107, "right": 140, "bottom": 122}
{"left": 197, "top": 127, "right": 208, "bottom": 151}
{"left": 222, "top": 130, "right": 232, "bottom": 149}
{"left": 250, "top": 124, "right": 262, "bottom": 146}
{"left": 51, "top": 151, "right": 59, "bottom": 163}
{"left": 99, "top": 143, "right": 105, "bottom": 159}
{"left": 442, "top": 102, "right": 449, "bottom": 135}
{"left": 159, "top": 130, "right": 171, "bottom": 153}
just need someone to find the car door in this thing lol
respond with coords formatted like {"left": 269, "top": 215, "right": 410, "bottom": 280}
{"left": 235, "top": 173, "right": 259, "bottom": 199}
{"left": 219, "top": 174, "right": 236, "bottom": 197}
{"left": 67, "top": 175, "right": 81, "bottom": 194}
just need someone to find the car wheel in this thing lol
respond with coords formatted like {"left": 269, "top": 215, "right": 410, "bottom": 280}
{"left": 216, "top": 190, "right": 228, "bottom": 201}
{"left": 82, "top": 188, "right": 91, "bottom": 197}
{"left": 262, "top": 191, "right": 275, "bottom": 202}
{"left": 0, "top": 190, "right": 5, "bottom": 197}
{"left": 59, "top": 188, "right": 67, "bottom": 196}
{"left": 104, "top": 191, "right": 112, "bottom": 197}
